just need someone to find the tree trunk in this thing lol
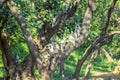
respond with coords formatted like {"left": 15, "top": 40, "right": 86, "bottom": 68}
{"left": 41, "top": 69, "right": 53, "bottom": 80}
{"left": 4, "top": 66, "right": 37, "bottom": 80}
{"left": 84, "top": 50, "right": 98, "bottom": 78}
{"left": 0, "top": 32, "right": 37, "bottom": 80}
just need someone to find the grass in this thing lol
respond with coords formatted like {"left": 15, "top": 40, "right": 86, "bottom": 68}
{"left": 0, "top": 53, "right": 5, "bottom": 79}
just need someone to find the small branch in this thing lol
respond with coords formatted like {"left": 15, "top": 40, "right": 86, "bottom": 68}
{"left": 101, "top": 0, "right": 117, "bottom": 35}
{"left": 45, "top": 0, "right": 81, "bottom": 41}
{"left": 108, "top": 31, "right": 120, "bottom": 36}
{"left": 101, "top": 48, "right": 113, "bottom": 62}
{"left": 84, "top": 50, "right": 98, "bottom": 78}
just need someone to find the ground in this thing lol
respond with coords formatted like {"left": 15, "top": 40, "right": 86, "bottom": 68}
{"left": 82, "top": 71, "right": 120, "bottom": 80}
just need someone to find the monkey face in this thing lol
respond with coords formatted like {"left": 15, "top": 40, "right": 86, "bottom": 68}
{"left": 45, "top": 44, "right": 54, "bottom": 53}
{"left": 45, "top": 44, "right": 53, "bottom": 49}
{"left": 75, "top": 25, "right": 81, "bottom": 31}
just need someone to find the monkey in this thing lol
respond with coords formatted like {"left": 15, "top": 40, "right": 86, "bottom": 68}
{"left": 74, "top": 24, "right": 81, "bottom": 39}
{"left": 68, "top": 31, "right": 76, "bottom": 47}
{"left": 41, "top": 51, "right": 50, "bottom": 66}
{"left": 59, "top": 34, "right": 66, "bottom": 52}
{"left": 109, "top": 49, "right": 113, "bottom": 58}
{"left": 45, "top": 43, "right": 54, "bottom": 55}
{"left": 14, "top": 54, "right": 19, "bottom": 64}
{"left": 52, "top": 42, "right": 60, "bottom": 54}
{"left": 40, "top": 43, "right": 53, "bottom": 65}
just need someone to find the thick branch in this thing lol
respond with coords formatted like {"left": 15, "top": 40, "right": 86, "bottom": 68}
{"left": 64, "top": 0, "right": 96, "bottom": 60}
{"left": 7, "top": 0, "right": 40, "bottom": 62}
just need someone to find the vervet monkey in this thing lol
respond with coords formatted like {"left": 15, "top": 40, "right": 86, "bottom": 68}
{"left": 52, "top": 42, "right": 60, "bottom": 54}
{"left": 15, "top": 54, "right": 19, "bottom": 64}
{"left": 59, "top": 34, "right": 66, "bottom": 52}
{"left": 74, "top": 24, "right": 81, "bottom": 38}
{"left": 45, "top": 43, "right": 54, "bottom": 55}
{"left": 69, "top": 31, "right": 76, "bottom": 46}
{"left": 41, "top": 52, "right": 50, "bottom": 66}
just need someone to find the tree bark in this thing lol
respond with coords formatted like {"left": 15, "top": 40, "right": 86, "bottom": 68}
{"left": 101, "top": 48, "right": 113, "bottom": 62}
{"left": 84, "top": 50, "right": 98, "bottom": 78}
{"left": 41, "top": 69, "right": 53, "bottom": 80}
{"left": 60, "top": 58, "right": 65, "bottom": 77}
{"left": 7, "top": 0, "right": 40, "bottom": 63}
{"left": 0, "top": 32, "right": 37, "bottom": 80}
{"left": 73, "top": 0, "right": 117, "bottom": 79}
{"left": 113, "top": 60, "right": 120, "bottom": 74}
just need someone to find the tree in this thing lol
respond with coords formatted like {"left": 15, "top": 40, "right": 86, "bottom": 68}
{"left": 0, "top": 0, "right": 120, "bottom": 80}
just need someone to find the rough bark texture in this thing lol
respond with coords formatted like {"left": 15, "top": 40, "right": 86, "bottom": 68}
{"left": 60, "top": 58, "right": 65, "bottom": 77}
{"left": 101, "top": 48, "right": 113, "bottom": 62}
{"left": 72, "top": 0, "right": 96, "bottom": 79}
{"left": 113, "top": 60, "right": 120, "bottom": 74}
{"left": 7, "top": 0, "right": 40, "bottom": 63}
{"left": 0, "top": 32, "right": 37, "bottom": 80}
{"left": 84, "top": 50, "right": 98, "bottom": 78}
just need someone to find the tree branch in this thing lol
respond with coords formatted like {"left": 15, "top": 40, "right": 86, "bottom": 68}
{"left": 64, "top": 0, "right": 96, "bottom": 60}
{"left": 45, "top": 0, "right": 81, "bottom": 41}
{"left": 101, "top": 0, "right": 117, "bottom": 35}
{"left": 36, "top": 0, "right": 81, "bottom": 50}
{"left": 42, "top": 0, "right": 96, "bottom": 78}
{"left": 84, "top": 50, "right": 98, "bottom": 78}
{"left": 108, "top": 31, "right": 120, "bottom": 36}
{"left": 72, "top": 0, "right": 117, "bottom": 79}
{"left": 46, "top": 0, "right": 96, "bottom": 74}
{"left": 7, "top": 0, "right": 40, "bottom": 63}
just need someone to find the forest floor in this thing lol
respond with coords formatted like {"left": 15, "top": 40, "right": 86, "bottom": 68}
{"left": 81, "top": 72, "right": 120, "bottom": 80}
